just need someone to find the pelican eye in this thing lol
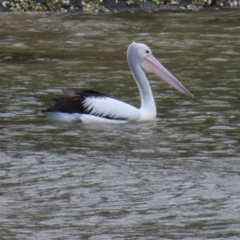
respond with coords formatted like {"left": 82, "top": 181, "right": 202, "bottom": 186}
{"left": 145, "top": 50, "right": 150, "bottom": 54}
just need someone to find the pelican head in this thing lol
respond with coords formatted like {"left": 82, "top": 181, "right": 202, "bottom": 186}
{"left": 127, "top": 42, "right": 194, "bottom": 98}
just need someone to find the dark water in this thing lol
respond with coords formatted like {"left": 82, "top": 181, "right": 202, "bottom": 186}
{"left": 0, "top": 11, "right": 240, "bottom": 239}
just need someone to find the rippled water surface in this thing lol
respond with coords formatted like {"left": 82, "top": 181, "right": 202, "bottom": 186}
{"left": 1, "top": 10, "right": 240, "bottom": 239}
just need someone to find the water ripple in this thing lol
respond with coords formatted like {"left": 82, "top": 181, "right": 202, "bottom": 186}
{"left": 0, "top": 11, "right": 240, "bottom": 239}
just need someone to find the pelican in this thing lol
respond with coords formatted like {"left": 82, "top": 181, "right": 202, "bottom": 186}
{"left": 42, "top": 42, "right": 193, "bottom": 124}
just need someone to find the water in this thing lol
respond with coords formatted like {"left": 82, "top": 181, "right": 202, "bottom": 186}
{"left": 0, "top": 11, "right": 240, "bottom": 239}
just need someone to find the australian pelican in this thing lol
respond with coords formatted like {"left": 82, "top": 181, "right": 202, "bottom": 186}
{"left": 42, "top": 42, "right": 193, "bottom": 124}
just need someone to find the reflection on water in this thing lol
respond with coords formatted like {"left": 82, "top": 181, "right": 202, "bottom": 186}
{"left": 0, "top": 11, "right": 240, "bottom": 239}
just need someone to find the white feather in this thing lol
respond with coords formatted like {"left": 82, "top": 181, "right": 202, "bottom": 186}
{"left": 83, "top": 96, "right": 140, "bottom": 121}
{"left": 80, "top": 114, "right": 128, "bottom": 124}
{"left": 43, "top": 112, "right": 81, "bottom": 123}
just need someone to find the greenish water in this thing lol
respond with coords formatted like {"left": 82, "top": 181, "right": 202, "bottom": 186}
{"left": 0, "top": 11, "right": 240, "bottom": 239}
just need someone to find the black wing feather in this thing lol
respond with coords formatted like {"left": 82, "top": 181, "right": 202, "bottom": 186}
{"left": 42, "top": 89, "right": 107, "bottom": 114}
{"left": 42, "top": 88, "right": 127, "bottom": 120}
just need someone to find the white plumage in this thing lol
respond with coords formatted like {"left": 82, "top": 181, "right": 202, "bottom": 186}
{"left": 83, "top": 97, "right": 140, "bottom": 121}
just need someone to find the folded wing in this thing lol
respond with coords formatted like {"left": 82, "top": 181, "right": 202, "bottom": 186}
{"left": 42, "top": 88, "right": 140, "bottom": 122}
